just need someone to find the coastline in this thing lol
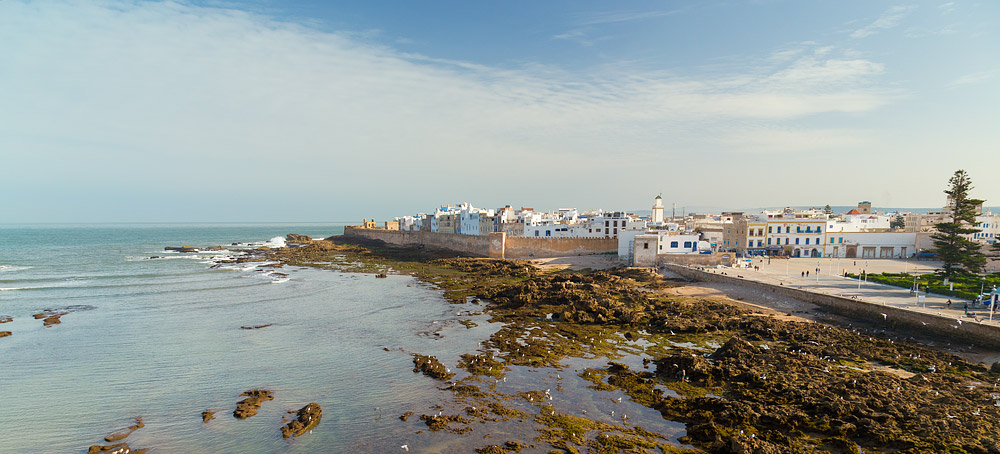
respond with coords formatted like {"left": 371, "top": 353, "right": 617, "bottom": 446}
{"left": 264, "top": 234, "right": 1000, "bottom": 453}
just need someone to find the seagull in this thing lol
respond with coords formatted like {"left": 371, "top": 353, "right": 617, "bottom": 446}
{"left": 881, "top": 313, "right": 887, "bottom": 320}
{"left": 958, "top": 320, "right": 963, "bottom": 325}
{"left": 401, "top": 445, "right": 409, "bottom": 452}
{"left": 921, "top": 321, "right": 928, "bottom": 326}
{"left": 616, "top": 397, "right": 622, "bottom": 403}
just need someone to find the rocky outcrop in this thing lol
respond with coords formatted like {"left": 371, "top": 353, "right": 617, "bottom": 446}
{"left": 285, "top": 234, "right": 313, "bottom": 244}
{"left": 0, "top": 331, "right": 11, "bottom": 338}
{"left": 202, "top": 411, "right": 215, "bottom": 423}
{"left": 412, "top": 354, "right": 455, "bottom": 381}
{"left": 281, "top": 403, "right": 321, "bottom": 438}
{"left": 0, "top": 315, "right": 12, "bottom": 323}
{"left": 87, "top": 443, "right": 146, "bottom": 454}
{"left": 104, "top": 417, "right": 143, "bottom": 442}
{"left": 33, "top": 310, "right": 66, "bottom": 327}
{"left": 165, "top": 246, "right": 198, "bottom": 253}
{"left": 234, "top": 389, "right": 273, "bottom": 419}
{"left": 240, "top": 324, "right": 272, "bottom": 330}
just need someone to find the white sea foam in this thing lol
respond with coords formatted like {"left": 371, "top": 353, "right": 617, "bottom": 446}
{"left": 0, "top": 265, "right": 32, "bottom": 272}
{"left": 264, "top": 236, "right": 286, "bottom": 248}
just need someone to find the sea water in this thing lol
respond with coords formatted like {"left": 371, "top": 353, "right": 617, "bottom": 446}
{"left": 0, "top": 224, "right": 496, "bottom": 453}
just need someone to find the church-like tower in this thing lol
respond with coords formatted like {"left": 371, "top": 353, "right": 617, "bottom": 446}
{"left": 651, "top": 194, "right": 664, "bottom": 224}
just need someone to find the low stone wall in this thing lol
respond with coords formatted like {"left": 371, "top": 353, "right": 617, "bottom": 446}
{"left": 343, "top": 226, "right": 499, "bottom": 257}
{"left": 657, "top": 253, "right": 735, "bottom": 267}
{"left": 503, "top": 236, "right": 618, "bottom": 259}
{"left": 663, "top": 263, "right": 1000, "bottom": 349}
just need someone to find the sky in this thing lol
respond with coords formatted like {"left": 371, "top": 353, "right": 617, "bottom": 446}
{"left": 1, "top": 0, "right": 998, "bottom": 222}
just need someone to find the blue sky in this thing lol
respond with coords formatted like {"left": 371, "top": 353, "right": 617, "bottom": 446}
{"left": 1, "top": 0, "right": 997, "bottom": 222}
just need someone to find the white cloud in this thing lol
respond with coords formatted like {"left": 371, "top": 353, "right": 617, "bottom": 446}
{"left": 572, "top": 9, "right": 681, "bottom": 26}
{"left": 851, "top": 5, "right": 916, "bottom": 38}
{"left": 0, "top": 1, "right": 905, "bottom": 220}
{"left": 949, "top": 69, "right": 999, "bottom": 88}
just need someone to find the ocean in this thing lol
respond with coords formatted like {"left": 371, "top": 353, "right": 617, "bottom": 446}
{"left": 0, "top": 224, "right": 498, "bottom": 453}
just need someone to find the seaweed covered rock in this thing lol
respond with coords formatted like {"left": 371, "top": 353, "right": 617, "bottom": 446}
{"left": 104, "top": 417, "right": 144, "bottom": 442}
{"left": 234, "top": 389, "right": 274, "bottom": 419}
{"left": 412, "top": 354, "right": 455, "bottom": 381}
{"left": 281, "top": 403, "right": 321, "bottom": 438}
{"left": 286, "top": 234, "right": 313, "bottom": 244}
{"left": 87, "top": 442, "right": 146, "bottom": 454}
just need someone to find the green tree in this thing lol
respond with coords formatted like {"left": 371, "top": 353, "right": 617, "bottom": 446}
{"left": 823, "top": 204, "right": 833, "bottom": 217}
{"left": 890, "top": 215, "right": 905, "bottom": 230}
{"left": 931, "top": 170, "right": 986, "bottom": 277}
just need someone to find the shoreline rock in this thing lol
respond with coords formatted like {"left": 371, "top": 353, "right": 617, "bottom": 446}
{"left": 0, "top": 331, "right": 11, "bottom": 338}
{"left": 104, "top": 417, "right": 144, "bottom": 442}
{"left": 0, "top": 315, "right": 12, "bottom": 323}
{"left": 234, "top": 389, "right": 273, "bottom": 419}
{"left": 412, "top": 354, "right": 455, "bottom": 381}
{"left": 240, "top": 324, "right": 272, "bottom": 330}
{"left": 280, "top": 403, "right": 322, "bottom": 438}
{"left": 201, "top": 410, "right": 215, "bottom": 423}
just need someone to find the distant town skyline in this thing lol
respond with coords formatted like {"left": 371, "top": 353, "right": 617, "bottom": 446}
{"left": 2, "top": 1, "right": 997, "bottom": 223}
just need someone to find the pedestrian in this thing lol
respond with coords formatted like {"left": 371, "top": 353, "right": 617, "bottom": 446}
{"left": 801, "top": 271, "right": 805, "bottom": 277}
{"left": 854, "top": 261, "right": 857, "bottom": 266}
{"left": 964, "top": 302, "right": 968, "bottom": 316}
{"left": 807, "top": 271, "right": 810, "bottom": 277}
{"left": 947, "top": 299, "right": 952, "bottom": 309}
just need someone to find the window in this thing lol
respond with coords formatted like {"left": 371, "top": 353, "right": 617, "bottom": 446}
{"left": 605, "top": 228, "right": 609, "bottom": 234}
{"left": 659, "top": 245, "right": 663, "bottom": 250}
{"left": 757, "top": 240, "right": 763, "bottom": 247}
{"left": 805, "top": 238, "right": 810, "bottom": 245}
{"left": 817, "top": 238, "right": 820, "bottom": 244}
{"left": 605, "top": 221, "right": 609, "bottom": 227}
{"left": 545, "top": 230, "right": 551, "bottom": 237}
{"left": 786, "top": 226, "right": 791, "bottom": 233}
{"left": 768, "top": 226, "right": 772, "bottom": 233}
{"left": 797, "top": 227, "right": 802, "bottom": 233}
{"left": 613, "top": 228, "right": 617, "bottom": 234}
{"left": 534, "top": 231, "right": 539, "bottom": 237}
{"left": 670, "top": 241, "right": 679, "bottom": 248}
{"left": 613, "top": 221, "right": 618, "bottom": 227}
{"left": 795, "top": 238, "right": 800, "bottom": 245}
{"left": 830, "top": 238, "right": 834, "bottom": 243}
{"left": 839, "top": 237, "right": 843, "bottom": 243}
{"left": 767, "top": 238, "right": 772, "bottom": 245}
{"left": 785, "top": 238, "right": 789, "bottom": 245}
{"left": 643, "top": 243, "right": 649, "bottom": 249}
{"left": 816, "top": 226, "right": 822, "bottom": 233}
{"left": 684, "top": 241, "right": 692, "bottom": 248}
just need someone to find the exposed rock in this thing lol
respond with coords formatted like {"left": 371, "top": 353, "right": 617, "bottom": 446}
{"left": 202, "top": 245, "right": 226, "bottom": 251}
{"left": 202, "top": 411, "right": 215, "bottom": 423}
{"left": 104, "top": 417, "right": 143, "bottom": 442}
{"left": 87, "top": 442, "right": 146, "bottom": 454}
{"left": 165, "top": 246, "right": 198, "bottom": 253}
{"left": 0, "top": 315, "right": 12, "bottom": 323}
{"left": 412, "top": 354, "right": 455, "bottom": 381}
{"left": 399, "top": 411, "right": 414, "bottom": 421}
{"left": 33, "top": 310, "right": 66, "bottom": 327}
{"left": 0, "top": 331, "right": 11, "bottom": 338}
{"left": 32, "top": 305, "right": 95, "bottom": 327}
{"left": 240, "top": 324, "right": 272, "bottom": 330}
{"left": 285, "top": 234, "right": 313, "bottom": 244}
{"left": 234, "top": 389, "right": 274, "bottom": 419}
{"left": 281, "top": 403, "right": 322, "bottom": 438}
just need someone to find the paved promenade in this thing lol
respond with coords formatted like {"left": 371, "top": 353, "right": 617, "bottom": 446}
{"left": 718, "top": 257, "right": 1000, "bottom": 328}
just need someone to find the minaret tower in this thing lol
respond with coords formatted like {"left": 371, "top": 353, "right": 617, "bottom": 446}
{"left": 651, "top": 194, "right": 664, "bottom": 224}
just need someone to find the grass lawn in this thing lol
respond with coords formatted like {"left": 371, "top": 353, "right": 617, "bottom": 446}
{"left": 846, "top": 271, "right": 1000, "bottom": 301}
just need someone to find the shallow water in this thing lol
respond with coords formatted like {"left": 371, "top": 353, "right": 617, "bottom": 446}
{"left": 0, "top": 224, "right": 496, "bottom": 452}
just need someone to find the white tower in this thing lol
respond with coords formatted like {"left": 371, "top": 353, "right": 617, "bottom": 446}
{"left": 651, "top": 194, "right": 664, "bottom": 224}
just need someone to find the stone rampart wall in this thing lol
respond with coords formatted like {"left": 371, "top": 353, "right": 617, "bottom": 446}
{"left": 663, "top": 264, "right": 1000, "bottom": 349}
{"left": 343, "top": 226, "right": 497, "bottom": 257}
{"left": 343, "top": 227, "right": 615, "bottom": 259}
{"left": 503, "top": 236, "right": 618, "bottom": 259}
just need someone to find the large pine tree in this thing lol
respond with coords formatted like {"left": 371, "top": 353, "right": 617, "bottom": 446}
{"left": 931, "top": 170, "right": 986, "bottom": 277}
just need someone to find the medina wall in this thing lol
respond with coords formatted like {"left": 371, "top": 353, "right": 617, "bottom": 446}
{"left": 343, "top": 227, "right": 615, "bottom": 259}
{"left": 503, "top": 236, "right": 618, "bottom": 259}
{"left": 656, "top": 253, "right": 735, "bottom": 267}
{"left": 343, "top": 226, "right": 499, "bottom": 257}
